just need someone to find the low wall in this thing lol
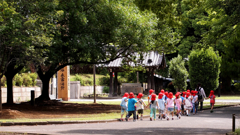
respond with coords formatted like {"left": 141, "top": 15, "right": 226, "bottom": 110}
{"left": 79, "top": 86, "right": 105, "bottom": 98}
{"left": 1, "top": 87, "right": 41, "bottom": 103}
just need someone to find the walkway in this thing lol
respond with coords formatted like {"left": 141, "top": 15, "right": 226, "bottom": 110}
{"left": 0, "top": 106, "right": 239, "bottom": 135}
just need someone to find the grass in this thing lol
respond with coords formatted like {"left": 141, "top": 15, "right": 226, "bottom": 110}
{"left": 215, "top": 96, "right": 240, "bottom": 100}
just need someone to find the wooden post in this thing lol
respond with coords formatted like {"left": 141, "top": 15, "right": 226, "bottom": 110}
{"left": 147, "top": 70, "right": 151, "bottom": 91}
{"left": 31, "top": 90, "right": 35, "bottom": 106}
{"left": 93, "top": 64, "right": 96, "bottom": 103}
{"left": 114, "top": 72, "right": 118, "bottom": 96}
{"left": 137, "top": 72, "right": 139, "bottom": 83}
{"left": 233, "top": 114, "right": 235, "bottom": 132}
{"left": 109, "top": 70, "right": 113, "bottom": 97}
{"left": 151, "top": 69, "right": 155, "bottom": 90}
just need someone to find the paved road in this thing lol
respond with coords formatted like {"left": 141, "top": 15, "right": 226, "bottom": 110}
{"left": 1, "top": 106, "right": 239, "bottom": 135}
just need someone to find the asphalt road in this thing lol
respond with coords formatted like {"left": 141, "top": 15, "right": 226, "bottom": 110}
{"left": 0, "top": 105, "right": 239, "bottom": 135}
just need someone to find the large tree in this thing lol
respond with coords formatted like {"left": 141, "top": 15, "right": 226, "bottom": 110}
{"left": 32, "top": 0, "right": 159, "bottom": 101}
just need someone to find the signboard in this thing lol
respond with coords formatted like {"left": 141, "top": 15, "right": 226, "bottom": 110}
{"left": 57, "top": 66, "right": 70, "bottom": 101}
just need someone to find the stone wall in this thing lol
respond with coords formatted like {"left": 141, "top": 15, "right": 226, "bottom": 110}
{"left": 78, "top": 86, "right": 105, "bottom": 98}
{"left": 1, "top": 87, "right": 41, "bottom": 103}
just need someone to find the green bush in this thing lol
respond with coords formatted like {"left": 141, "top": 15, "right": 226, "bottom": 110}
{"left": 234, "top": 83, "right": 240, "bottom": 91}
{"left": 99, "top": 76, "right": 110, "bottom": 86}
{"left": 29, "top": 73, "right": 38, "bottom": 86}
{"left": 14, "top": 74, "right": 23, "bottom": 86}
{"left": 22, "top": 74, "right": 32, "bottom": 87}
{"left": 0, "top": 76, "right": 6, "bottom": 87}
{"left": 103, "top": 86, "right": 109, "bottom": 93}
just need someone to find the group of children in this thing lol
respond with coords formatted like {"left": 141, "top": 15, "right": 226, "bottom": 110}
{"left": 120, "top": 89, "right": 216, "bottom": 121}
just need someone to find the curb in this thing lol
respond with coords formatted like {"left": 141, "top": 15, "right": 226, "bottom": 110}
{"left": 0, "top": 104, "right": 238, "bottom": 126}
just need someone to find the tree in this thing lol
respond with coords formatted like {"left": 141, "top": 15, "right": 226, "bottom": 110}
{"left": 169, "top": 55, "right": 188, "bottom": 92}
{"left": 33, "top": 0, "right": 159, "bottom": 100}
{"left": 188, "top": 47, "right": 221, "bottom": 94}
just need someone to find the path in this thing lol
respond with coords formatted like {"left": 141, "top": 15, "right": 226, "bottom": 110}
{"left": 0, "top": 106, "right": 239, "bottom": 135}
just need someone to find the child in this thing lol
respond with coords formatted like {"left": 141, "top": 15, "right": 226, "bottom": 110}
{"left": 157, "top": 93, "right": 166, "bottom": 120}
{"left": 146, "top": 94, "right": 159, "bottom": 121}
{"left": 184, "top": 92, "right": 192, "bottom": 116}
{"left": 192, "top": 91, "right": 198, "bottom": 114}
{"left": 208, "top": 90, "right": 215, "bottom": 113}
{"left": 175, "top": 93, "right": 182, "bottom": 119}
{"left": 126, "top": 92, "right": 138, "bottom": 122}
{"left": 120, "top": 92, "right": 129, "bottom": 121}
{"left": 136, "top": 93, "right": 146, "bottom": 120}
{"left": 148, "top": 89, "right": 154, "bottom": 104}
{"left": 166, "top": 92, "right": 175, "bottom": 120}
{"left": 181, "top": 92, "right": 186, "bottom": 115}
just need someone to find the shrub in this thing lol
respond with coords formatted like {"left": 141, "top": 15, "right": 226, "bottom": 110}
{"left": 22, "top": 74, "right": 32, "bottom": 87}
{"left": 29, "top": 73, "right": 38, "bottom": 86}
{"left": 99, "top": 76, "right": 110, "bottom": 86}
{"left": 14, "top": 74, "right": 23, "bottom": 86}
{"left": 0, "top": 76, "right": 6, "bottom": 87}
{"left": 103, "top": 86, "right": 109, "bottom": 93}
{"left": 189, "top": 47, "right": 221, "bottom": 95}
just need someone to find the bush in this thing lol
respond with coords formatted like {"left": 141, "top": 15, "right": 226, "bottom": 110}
{"left": 22, "top": 74, "right": 32, "bottom": 87}
{"left": 0, "top": 76, "right": 6, "bottom": 87}
{"left": 29, "top": 73, "right": 38, "bottom": 86}
{"left": 14, "top": 74, "right": 23, "bottom": 86}
{"left": 189, "top": 47, "right": 221, "bottom": 95}
{"left": 103, "top": 86, "right": 109, "bottom": 93}
{"left": 99, "top": 76, "right": 110, "bottom": 86}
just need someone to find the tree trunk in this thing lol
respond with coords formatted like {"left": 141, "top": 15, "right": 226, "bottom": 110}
{"left": 0, "top": 79, "right": 2, "bottom": 112}
{"left": 6, "top": 74, "right": 14, "bottom": 104}
{"left": 5, "top": 64, "right": 24, "bottom": 104}
{"left": 39, "top": 77, "right": 50, "bottom": 100}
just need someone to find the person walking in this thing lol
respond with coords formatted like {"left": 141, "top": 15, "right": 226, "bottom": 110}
{"left": 195, "top": 83, "right": 206, "bottom": 111}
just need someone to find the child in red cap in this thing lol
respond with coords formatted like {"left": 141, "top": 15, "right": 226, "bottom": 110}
{"left": 175, "top": 93, "right": 182, "bottom": 119}
{"left": 166, "top": 92, "right": 175, "bottom": 120}
{"left": 192, "top": 91, "right": 198, "bottom": 114}
{"left": 208, "top": 90, "right": 215, "bottom": 113}
{"left": 120, "top": 92, "right": 129, "bottom": 121}
{"left": 136, "top": 93, "right": 146, "bottom": 120}
{"left": 184, "top": 92, "right": 192, "bottom": 116}
{"left": 148, "top": 89, "right": 155, "bottom": 103}
{"left": 146, "top": 94, "right": 159, "bottom": 121}
{"left": 126, "top": 92, "right": 138, "bottom": 122}
{"left": 157, "top": 93, "right": 166, "bottom": 120}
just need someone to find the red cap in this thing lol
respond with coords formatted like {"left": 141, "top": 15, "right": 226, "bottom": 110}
{"left": 129, "top": 92, "right": 135, "bottom": 99}
{"left": 175, "top": 94, "right": 179, "bottom": 98}
{"left": 168, "top": 92, "right": 173, "bottom": 99}
{"left": 161, "top": 89, "right": 165, "bottom": 94}
{"left": 149, "top": 89, "right": 154, "bottom": 94}
{"left": 158, "top": 93, "right": 163, "bottom": 99}
{"left": 192, "top": 91, "right": 197, "bottom": 96}
{"left": 137, "top": 93, "right": 143, "bottom": 98}
{"left": 191, "top": 90, "right": 195, "bottom": 94}
{"left": 151, "top": 94, "right": 156, "bottom": 101}
{"left": 210, "top": 90, "right": 214, "bottom": 96}
{"left": 182, "top": 92, "right": 186, "bottom": 96}
{"left": 187, "top": 90, "right": 190, "bottom": 93}
{"left": 123, "top": 92, "right": 129, "bottom": 98}
{"left": 165, "top": 92, "right": 168, "bottom": 97}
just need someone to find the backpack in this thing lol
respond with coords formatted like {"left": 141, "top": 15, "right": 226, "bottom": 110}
{"left": 197, "top": 88, "right": 203, "bottom": 101}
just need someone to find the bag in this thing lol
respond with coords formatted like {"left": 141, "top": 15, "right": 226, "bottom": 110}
{"left": 197, "top": 88, "right": 203, "bottom": 101}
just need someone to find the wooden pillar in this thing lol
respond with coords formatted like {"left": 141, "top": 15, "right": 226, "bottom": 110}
{"left": 109, "top": 71, "right": 113, "bottom": 97}
{"left": 114, "top": 72, "right": 118, "bottom": 96}
{"left": 147, "top": 70, "right": 151, "bottom": 91}
{"left": 151, "top": 68, "right": 155, "bottom": 90}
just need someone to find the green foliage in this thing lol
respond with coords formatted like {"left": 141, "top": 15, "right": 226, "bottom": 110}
{"left": 103, "top": 86, "right": 109, "bottom": 93}
{"left": 169, "top": 55, "right": 188, "bottom": 91}
{"left": 29, "top": 73, "right": 38, "bottom": 86}
{"left": 99, "top": 76, "right": 110, "bottom": 86}
{"left": 0, "top": 76, "right": 7, "bottom": 87}
{"left": 14, "top": 74, "right": 23, "bottom": 87}
{"left": 22, "top": 74, "right": 33, "bottom": 87}
{"left": 234, "top": 83, "right": 240, "bottom": 92}
{"left": 188, "top": 47, "right": 221, "bottom": 94}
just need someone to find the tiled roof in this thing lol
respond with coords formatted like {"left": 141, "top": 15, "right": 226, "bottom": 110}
{"left": 101, "top": 51, "right": 165, "bottom": 68}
